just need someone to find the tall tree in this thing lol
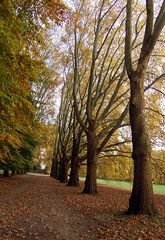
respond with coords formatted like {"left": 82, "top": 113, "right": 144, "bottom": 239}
{"left": 56, "top": 81, "right": 73, "bottom": 182}
{"left": 125, "top": 0, "right": 165, "bottom": 215}
{"left": 72, "top": 0, "right": 128, "bottom": 194}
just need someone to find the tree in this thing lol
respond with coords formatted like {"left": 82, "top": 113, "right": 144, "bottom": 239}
{"left": 0, "top": 0, "right": 68, "bottom": 173}
{"left": 54, "top": 81, "right": 74, "bottom": 182}
{"left": 125, "top": 0, "right": 165, "bottom": 215}
{"left": 72, "top": 0, "right": 128, "bottom": 194}
{"left": 67, "top": 117, "right": 83, "bottom": 186}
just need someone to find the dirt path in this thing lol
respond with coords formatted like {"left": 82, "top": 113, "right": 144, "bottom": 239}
{"left": 0, "top": 174, "right": 99, "bottom": 240}
{"left": 0, "top": 174, "right": 165, "bottom": 240}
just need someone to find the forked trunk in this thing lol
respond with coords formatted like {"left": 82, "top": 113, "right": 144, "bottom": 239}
{"left": 82, "top": 120, "right": 98, "bottom": 194}
{"left": 127, "top": 73, "right": 157, "bottom": 215}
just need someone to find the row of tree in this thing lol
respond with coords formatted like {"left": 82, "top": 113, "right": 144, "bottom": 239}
{"left": 50, "top": 0, "right": 165, "bottom": 216}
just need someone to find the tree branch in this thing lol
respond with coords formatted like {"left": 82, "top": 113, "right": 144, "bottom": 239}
{"left": 125, "top": 0, "right": 134, "bottom": 78}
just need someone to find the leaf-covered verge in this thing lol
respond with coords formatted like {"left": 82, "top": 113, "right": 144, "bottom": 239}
{"left": 0, "top": 174, "right": 164, "bottom": 240}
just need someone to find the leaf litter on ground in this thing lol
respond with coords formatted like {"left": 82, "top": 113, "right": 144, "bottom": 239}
{"left": 0, "top": 174, "right": 164, "bottom": 240}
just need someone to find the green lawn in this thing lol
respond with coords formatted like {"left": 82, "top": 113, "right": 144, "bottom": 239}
{"left": 80, "top": 177, "right": 165, "bottom": 195}
{"left": 97, "top": 178, "right": 165, "bottom": 195}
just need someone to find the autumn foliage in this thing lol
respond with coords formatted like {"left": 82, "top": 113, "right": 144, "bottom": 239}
{"left": 0, "top": 0, "right": 67, "bottom": 171}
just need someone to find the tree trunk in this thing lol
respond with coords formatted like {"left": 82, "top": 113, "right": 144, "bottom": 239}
{"left": 3, "top": 170, "right": 10, "bottom": 177}
{"left": 11, "top": 169, "right": 17, "bottom": 176}
{"left": 82, "top": 120, "right": 98, "bottom": 194}
{"left": 17, "top": 169, "right": 21, "bottom": 175}
{"left": 17, "top": 169, "right": 24, "bottom": 175}
{"left": 67, "top": 138, "right": 80, "bottom": 187}
{"left": 50, "top": 159, "right": 59, "bottom": 179}
{"left": 20, "top": 169, "right": 25, "bottom": 175}
{"left": 23, "top": 169, "right": 26, "bottom": 174}
{"left": 67, "top": 156, "right": 80, "bottom": 187}
{"left": 59, "top": 161, "right": 68, "bottom": 183}
{"left": 57, "top": 162, "right": 62, "bottom": 181}
{"left": 50, "top": 161, "right": 55, "bottom": 177}
{"left": 127, "top": 72, "right": 157, "bottom": 215}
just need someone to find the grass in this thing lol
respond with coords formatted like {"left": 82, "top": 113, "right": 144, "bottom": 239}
{"left": 80, "top": 177, "right": 165, "bottom": 195}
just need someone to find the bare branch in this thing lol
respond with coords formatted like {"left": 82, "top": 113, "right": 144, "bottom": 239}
{"left": 125, "top": 0, "right": 134, "bottom": 78}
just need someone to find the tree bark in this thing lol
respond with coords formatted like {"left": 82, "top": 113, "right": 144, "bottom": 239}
{"left": 127, "top": 72, "right": 157, "bottom": 215}
{"left": 67, "top": 126, "right": 82, "bottom": 187}
{"left": 17, "top": 169, "right": 21, "bottom": 175}
{"left": 59, "top": 161, "right": 68, "bottom": 183}
{"left": 50, "top": 159, "right": 59, "bottom": 179}
{"left": 82, "top": 120, "right": 98, "bottom": 194}
{"left": 67, "top": 139, "right": 80, "bottom": 186}
{"left": 3, "top": 170, "right": 10, "bottom": 177}
{"left": 67, "top": 157, "right": 80, "bottom": 186}
{"left": 11, "top": 169, "right": 17, "bottom": 176}
{"left": 50, "top": 161, "right": 55, "bottom": 177}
